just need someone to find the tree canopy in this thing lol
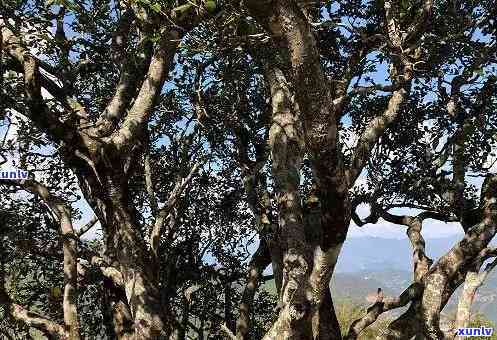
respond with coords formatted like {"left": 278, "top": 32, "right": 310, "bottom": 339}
{"left": 1, "top": 0, "right": 497, "bottom": 339}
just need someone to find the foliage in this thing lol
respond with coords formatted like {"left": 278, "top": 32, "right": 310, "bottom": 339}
{"left": 1, "top": 0, "right": 496, "bottom": 338}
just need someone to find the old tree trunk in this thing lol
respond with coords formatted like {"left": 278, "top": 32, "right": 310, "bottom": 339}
{"left": 1, "top": 5, "right": 208, "bottom": 338}
{"left": 242, "top": 0, "right": 420, "bottom": 338}
{"left": 4, "top": 0, "right": 496, "bottom": 339}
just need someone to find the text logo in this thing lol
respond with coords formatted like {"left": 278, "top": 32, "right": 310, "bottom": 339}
{"left": 457, "top": 326, "right": 494, "bottom": 337}
{"left": 0, "top": 169, "right": 29, "bottom": 180}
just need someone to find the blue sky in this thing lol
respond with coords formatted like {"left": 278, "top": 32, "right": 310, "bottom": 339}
{"left": 1, "top": 5, "right": 495, "bottom": 242}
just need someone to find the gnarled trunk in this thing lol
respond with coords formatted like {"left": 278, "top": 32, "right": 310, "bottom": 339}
{"left": 381, "top": 176, "right": 497, "bottom": 340}
{"left": 72, "top": 146, "right": 170, "bottom": 339}
{"left": 264, "top": 62, "right": 311, "bottom": 340}
{"left": 260, "top": 59, "right": 345, "bottom": 340}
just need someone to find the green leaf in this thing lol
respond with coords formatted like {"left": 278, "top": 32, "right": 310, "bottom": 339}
{"left": 204, "top": 0, "right": 216, "bottom": 13}
{"left": 148, "top": 33, "right": 161, "bottom": 43}
{"left": 150, "top": 2, "right": 162, "bottom": 13}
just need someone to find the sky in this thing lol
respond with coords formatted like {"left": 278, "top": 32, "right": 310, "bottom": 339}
{"left": 0, "top": 111, "right": 471, "bottom": 240}
{"left": 1, "top": 6, "right": 495, "bottom": 242}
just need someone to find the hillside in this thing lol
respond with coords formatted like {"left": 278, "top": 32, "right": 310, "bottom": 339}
{"left": 262, "top": 236, "right": 497, "bottom": 325}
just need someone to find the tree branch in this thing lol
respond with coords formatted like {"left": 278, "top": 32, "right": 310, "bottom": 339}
{"left": 110, "top": 32, "right": 179, "bottom": 150}
{"left": 76, "top": 215, "right": 99, "bottom": 237}
{"left": 345, "top": 283, "right": 423, "bottom": 340}
{"left": 346, "top": 86, "right": 410, "bottom": 187}
{"left": 92, "top": 10, "right": 152, "bottom": 137}
{"left": 150, "top": 161, "right": 202, "bottom": 259}
{"left": 454, "top": 256, "right": 497, "bottom": 332}
{"left": 345, "top": 0, "right": 434, "bottom": 188}
{"left": 0, "top": 178, "right": 80, "bottom": 338}
{"left": 144, "top": 149, "right": 159, "bottom": 216}
{"left": 1, "top": 178, "right": 81, "bottom": 337}
{"left": 0, "top": 288, "right": 65, "bottom": 338}
{"left": 1, "top": 21, "right": 84, "bottom": 119}
{"left": 350, "top": 198, "right": 380, "bottom": 227}
{"left": 0, "top": 23, "right": 80, "bottom": 144}
{"left": 236, "top": 239, "right": 271, "bottom": 340}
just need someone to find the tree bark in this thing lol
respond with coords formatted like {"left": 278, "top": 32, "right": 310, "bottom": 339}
{"left": 452, "top": 258, "right": 497, "bottom": 340}
{"left": 236, "top": 240, "right": 272, "bottom": 340}
{"left": 418, "top": 177, "right": 497, "bottom": 339}
{"left": 91, "top": 175, "right": 169, "bottom": 339}
{"left": 259, "top": 54, "right": 347, "bottom": 339}
{"left": 59, "top": 210, "right": 82, "bottom": 340}
{"left": 263, "top": 62, "right": 313, "bottom": 340}
{"left": 455, "top": 271, "right": 483, "bottom": 333}
{"left": 247, "top": 1, "right": 351, "bottom": 336}
{"left": 380, "top": 176, "right": 497, "bottom": 340}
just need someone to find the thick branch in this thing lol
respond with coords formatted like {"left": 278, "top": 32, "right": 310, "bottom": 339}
{"left": 1, "top": 21, "right": 84, "bottom": 119}
{"left": 111, "top": 32, "right": 179, "bottom": 150}
{"left": 417, "top": 174, "right": 497, "bottom": 339}
{"left": 93, "top": 10, "right": 150, "bottom": 137}
{"left": 374, "top": 208, "right": 461, "bottom": 281}
{"left": 236, "top": 239, "right": 271, "bottom": 340}
{"left": 0, "top": 178, "right": 81, "bottom": 338}
{"left": 346, "top": 86, "right": 410, "bottom": 187}
{"left": 345, "top": 283, "right": 423, "bottom": 340}
{"left": 454, "top": 257, "right": 497, "bottom": 335}
{"left": 0, "top": 289, "right": 65, "bottom": 338}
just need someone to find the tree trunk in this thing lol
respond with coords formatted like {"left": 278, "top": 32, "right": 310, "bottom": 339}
{"left": 312, "top": 287, "right": 342, "bottom": 340}
{"left": 262, "top": 60, "right": 346, "bottom": 340}
{"left": 72, "top": 149, "right": 170, "bottom": 339}
{"left": 236, "top": 240, "right": 271, "bottom": 340}
{"left": 454, "top": 271, "right": 481, "bottom": 336}
{"left": 264, "top": 63, "right": 313, "bottom": 340}
{"left": 381, "top": 175, "right": 497, "bottom": 340}
{"left": 256, "top": 18, "right": 349, "bottom": 333}
{"left": 106, "top": 195, "right": 169, "bottom": 339}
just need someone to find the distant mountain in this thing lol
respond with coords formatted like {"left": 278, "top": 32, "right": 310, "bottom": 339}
{"left": 331, "top": 269, "right": 412, "bottom": 300}
{"left": 335, "top": 236, "right": 464, "bottom": 273}
{"left": 263, "top": 236, "right": 497, "bottom": 325}
{"left": 332, "top": 236, "right": 497, "bottom": 325}
{"left": 331, "top": 269, "right": 497, "bottom": 325}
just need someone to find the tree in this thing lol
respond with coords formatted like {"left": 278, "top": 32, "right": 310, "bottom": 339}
{"left": 237, "top": 0, "right": 434, "bottom": 338}
{"left": 342, "top": 1, "right": 497, "bottom": 337}
{"left": 1, "top": 0, "right": 220, "bottom": 337}
{"left": 1, "top": 0, "right": 497, "bottom": 339}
